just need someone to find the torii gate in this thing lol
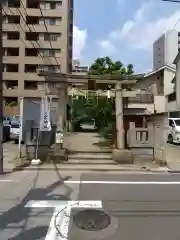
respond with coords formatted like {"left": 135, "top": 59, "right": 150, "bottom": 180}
{"left": 38, "top": 71, "right": 144, "bottom": 151}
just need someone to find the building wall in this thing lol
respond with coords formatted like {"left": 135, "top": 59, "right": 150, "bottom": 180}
{"left": 164, "top": 68, "right": 175, "bottom": 96}
{"left": 133, "top": 75, "right": 159, "bottom": 95}
{"left": 153, "top": 34, "right": 166, "bottom": 70}
{"left": 165, "top": 30, "right": 178, "bottom": 69}
{"left": 176, "top": 56, "right": 180, "bottom": 107}
{"left": 153, "top": 30, "right": 178, "bottom": 70}
{"left": 2, "top": 0, "right": 73, "bottom": 113}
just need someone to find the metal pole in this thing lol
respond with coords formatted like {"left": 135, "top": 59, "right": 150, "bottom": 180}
{"left": 0, "top": 0, "right": 3, "bottom": 174}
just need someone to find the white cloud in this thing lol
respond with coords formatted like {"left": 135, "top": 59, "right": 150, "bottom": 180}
{"left": 98, "top": 39, "right": 116, "bottom": 54}
{"left": 73, "top": 25, "right": 87, "bottom": 59}
{"left": 99, "top": 1, "right": 180, "bottom": 52}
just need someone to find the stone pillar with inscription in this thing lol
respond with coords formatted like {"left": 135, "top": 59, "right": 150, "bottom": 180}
{"left": 112, "top": 82, "right": 133, "bottom": 164}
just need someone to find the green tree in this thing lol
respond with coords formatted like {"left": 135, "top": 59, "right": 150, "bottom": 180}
{"left": 88, "top": 56, "right": 134, "bottom": 76}
{"left": 71, "top": 57, "right": 134, "bottom": 145}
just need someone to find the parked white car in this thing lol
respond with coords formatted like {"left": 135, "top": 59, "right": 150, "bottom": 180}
{"left": 168, "top": 118, "right": 180, "bottom": 144}
{"left": 10, "top": 115, "right": 20, "bottom": 143}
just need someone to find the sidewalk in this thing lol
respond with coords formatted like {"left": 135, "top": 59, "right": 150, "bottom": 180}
{"left": 166, "top": 144, "right": 180, "bottom": 172}
{"left": 3, "top": 142, "right": 19, "bottom": 173}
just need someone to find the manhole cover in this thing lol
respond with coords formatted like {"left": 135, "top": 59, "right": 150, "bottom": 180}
{"left": 73, "top": 209, "right": 111, "bottom": 231}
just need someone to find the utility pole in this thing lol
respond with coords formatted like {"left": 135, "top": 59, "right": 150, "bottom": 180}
{"left": 0, "top": 0, "right": 3, "bottom": 174}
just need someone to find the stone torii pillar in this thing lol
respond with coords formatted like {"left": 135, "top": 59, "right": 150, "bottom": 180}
{"left": 115, "top": 82, "right": 125, "bottom": 149}
{"left": 55, "top": 79, "right": 68, "bottom": 146}
{"left": 113, "top": 82, "right": 133, "bottom": 163}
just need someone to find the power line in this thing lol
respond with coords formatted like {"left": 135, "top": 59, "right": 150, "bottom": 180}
{"left": 161, "top": 0, "right": 180, "bottom": 3}
{"left": 19, "top": 0, "right": 58, "bottom": 66}
{"left": 2, "top": 9, "right": 27, "bottom": 46}
{"left": 38, "top": 3, "right": 61, "bottom": 70}
{"left": 3, "top": 7, "right": 53, "bottom": 66}
{"left": 15, "top": 6, "right": 55, "bottom": 66}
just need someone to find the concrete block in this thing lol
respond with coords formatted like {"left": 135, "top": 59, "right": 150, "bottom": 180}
{"left": 154, "top": 149, "right": 167, "bottom": 166}
{"left": 112, "top": 149, "right": 133, "bottom": 164}
{"left": 47, "top": 147, "right": 68, "bottom": 163}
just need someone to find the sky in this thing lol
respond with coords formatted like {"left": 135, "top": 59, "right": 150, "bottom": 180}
{"left": 72, "top": 0, "right": 180, "bottom": 73}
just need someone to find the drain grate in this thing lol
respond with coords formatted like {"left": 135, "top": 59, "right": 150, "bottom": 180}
{"left": 73, "top": 209, "right": 111, "bottom": 231}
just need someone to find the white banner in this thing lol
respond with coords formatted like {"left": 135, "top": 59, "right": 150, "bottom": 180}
{"left": 40, "top": 96, "right": 51, "bottom": 131}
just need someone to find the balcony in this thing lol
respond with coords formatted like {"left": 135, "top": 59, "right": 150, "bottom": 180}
{"left": 24, "top": 56, "right": 61, "bottom": 65}
{"left": 24, "top": 72, "right": 45, "bottom": 81}
{"left": 3, "top": 89, "right": 19, "bottom": 97}
{"left": 24, "top": 40, "right": 62, "bottom": 49}
{"left": 3, "top": 39, "right": 21, "bottom": 48}
{"left": 3, "top": 72, "right": 20, "bottom": 79}
{"left": 125, "top": 94, "right": 154, "bottom": 104}
{"left": 26, "top": 8, "right": 63, "bottom": 17}
{"left": 3, "top": 23, "right": 20, "bottom": 31}
{"left": 3, "top": 56, "right": 20, "bottom": 64}
{"left": 24, "top": 24, "right": 63, "bottom": 33}
{"left": 2, "top": 7, "right": 18, "bottom": 16}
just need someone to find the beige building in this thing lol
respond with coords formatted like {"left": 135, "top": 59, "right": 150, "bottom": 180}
{"left": 132, "top": 65, "right": 175, "bottom": 114}
{"left": 2, "top": 0, "right": 73, "bottom": 115}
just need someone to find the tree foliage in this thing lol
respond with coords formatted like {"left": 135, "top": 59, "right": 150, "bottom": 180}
{"left": 71, "top": 56, "right": 134, "bottom": 143}
{"left": 88, "top": 56, "right": 134, "bottom": 76}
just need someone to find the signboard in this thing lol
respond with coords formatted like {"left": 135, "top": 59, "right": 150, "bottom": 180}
{"left": 40, "top": 96, "right": 51, "bottom": 131}
{"left": 56, "top": 132, "right": 64, "bottom": 144}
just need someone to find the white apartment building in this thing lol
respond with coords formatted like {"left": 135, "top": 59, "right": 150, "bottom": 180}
{"left": 153, "top": 29, "right": 179, "bottom": 70}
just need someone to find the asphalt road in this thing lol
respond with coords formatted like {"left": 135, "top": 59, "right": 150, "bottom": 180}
{"left": 1, "top": 170, "right": 180, "bottom": 239}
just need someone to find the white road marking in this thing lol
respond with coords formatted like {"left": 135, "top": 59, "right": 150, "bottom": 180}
{"left": 25, "top": 200, "right": 102, "bottom": 240}
{"left": 0, "top": 179, "right": 15, "bottom": 182}
{"left": 64, "top": 180, "right": 180, "bottom": 185}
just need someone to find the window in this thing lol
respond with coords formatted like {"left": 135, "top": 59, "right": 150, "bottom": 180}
{"left": 24, "top": 64, "right": 37, "bottom": 73}
{"left": 26, "top": 32, "right": 39, "bottom": 41}
{"left": 49, "top": 19, "right": 55, "bottom": 25}
{"left": 6, "top": 64, "right": 19, "bottom": 72}
{"left": 175, "top": 120, "right": 180, "bottom": 126}
{"left": 44, "top": 33, "right": 61, "bottom": 41}
{"left": 3, "top": 0, "right": 20, "bottom": 7}
{"left": 7, "top": 15, "right": 20, "bottom": 24}
{"left": 26, "top": 16, "right": 39, "bottom": 25}
{"left": 24, "top": 81, "right": 38, "bottom": 90}
{"left": 7, "top": 31, "right": 19, "bottom": 40}
{"left": 43, "top": 2, "right": 56, "bottom": 9}
{"left": 43, "top": 17, "right": 61, "bottom": 25}
{"left": 5, "top": 47, "right": 19, "bottom": 56}
{"left": 25, "top": 48, "right": 38, "bottom": 56}
{"left": 50, "top": 2, "right": 56, "bottom": 9}
{"left": 169, "top": 119, "right": 174, "bottom": 127}
{"left": 168, "top": 92, "right": 176, "bottom": 102}
{"left": 43, "top": 2, "right": 50, "bottom": 9}
{"left": 4, "top": 80, "right": 18, "bottom": 89}
{"left": 4, "top": 97, "right": 18, "bottom": 106}
{"left": 26, "top": 0, "right": 39, "bottom": 8}
{"left": 38, "top": 65, "right": 58, "bottom": 73}
{"left": 40, "top": 49, "right": 60, "bottom": 57}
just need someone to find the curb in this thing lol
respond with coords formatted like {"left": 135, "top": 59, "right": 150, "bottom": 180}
{"left": 12, "top": 165, "right": 169, "bottom": 173}
{"left": 167, "top": 170, "right": 180, "bottom": 173}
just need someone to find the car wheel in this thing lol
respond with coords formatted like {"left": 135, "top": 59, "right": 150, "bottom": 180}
{"left": 168, "top": 134, "right": 173, "bottom": 144}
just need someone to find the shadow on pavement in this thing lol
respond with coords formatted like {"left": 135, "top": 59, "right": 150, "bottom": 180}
{"left": 0, "top": 166, "right": 73, "bottom": 239}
